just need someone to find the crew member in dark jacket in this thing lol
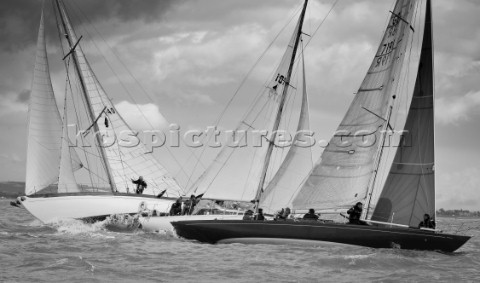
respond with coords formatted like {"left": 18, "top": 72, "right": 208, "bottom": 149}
{"left": 254, "top": 208, "right": 265, "bottom": 221}
{"left": 169, "top": 198, "right": 182, "bottom": 216}
{"left": 131, "top": 176, "right": 147, "bottom": 194}
{"left": 347, "top": 202, "right": 365, "bottom": 225}
{"left": 182, "top": 195, "right": 199, "bottom": 215}
{"left": 418, "top": 213, "right": 436, "bottom": 229}
{"left": 303, "top": 208, "right": 319, "bottom": 221}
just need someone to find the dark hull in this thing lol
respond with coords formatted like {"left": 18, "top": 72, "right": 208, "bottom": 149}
{"left": 171, "top": 220, "right": 471, "bottom": 253}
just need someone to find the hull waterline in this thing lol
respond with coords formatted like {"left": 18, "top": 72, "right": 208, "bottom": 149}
{"left": 19, "top": 192, "right": 175, "bottom": 223}
{"left": 171, "top": 220, "right": 471, "bottom": 253}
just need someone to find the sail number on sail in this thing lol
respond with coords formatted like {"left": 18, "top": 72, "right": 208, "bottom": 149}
{"left": 374, "top": 12, "right": 402, "bottom": 68}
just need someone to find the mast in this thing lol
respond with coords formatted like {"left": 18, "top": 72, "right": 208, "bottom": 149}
{"left": 54, "top": 0, "right": 117, "bottom": 192}
{"left": 253, "top": 0, "right": 308, "bottom": 212}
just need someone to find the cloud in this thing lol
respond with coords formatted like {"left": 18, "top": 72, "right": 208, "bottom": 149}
{"left": 17, "top": 89, "right": 30, "bottom": 103}
{"left": 176, "top": 92, "right": 215, "bottom": 106}
{"left": 0, "top": 93, "right": 28, "bottom": 117}
{"left": 114, "top": 100, "right": 169, "bottom": 131}
{"left": 0, "top": 153, "right": 22, "bottom": 163}
{"left": 436, "top": 91, "right": 480, "bottom": 125}
{"left": 437, "top": 167, "right": 480, "bottom": 210}
{"left": 0, "top": 0, "right": 177, "bottom": 52}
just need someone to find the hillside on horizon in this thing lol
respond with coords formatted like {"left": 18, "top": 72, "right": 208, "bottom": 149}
{"left": 0, "top": 181, "right": 24, "bottom": 198}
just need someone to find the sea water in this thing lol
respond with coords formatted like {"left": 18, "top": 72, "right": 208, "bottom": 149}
{"left": 1, "top": 198, "right": 479, "bottom": 282}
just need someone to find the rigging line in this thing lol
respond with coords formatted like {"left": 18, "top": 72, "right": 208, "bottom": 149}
{"left": 80, "top": 165, "right": 109, "bottom": 184}
{"left": 67, "top": 0, "right": 203, "bottom": 179}
{"left": 58, "top": 59, "right": 70, "bottom": 186}
{"left": 184, "top": 4, "right": 304, "bottom": 189}
{"left": 185, "top": 80, "right": 282, "bottom": 192}
{"left": 302, "top": 0, "right": 340, "bottom": 50}
{"left": 60, "top": 5, "right": 124, "bottom": 152}
{"left": 189, "top": 97, "right": 273, "bottom": 194}
{"left": 70, "top": 65, "right": 111, "bottom": 189}
{"left": 65, "top": 59, "right": 96, "bottom": 189}
{"left": 187, "top": 43, "right": 303, "bottom": 193}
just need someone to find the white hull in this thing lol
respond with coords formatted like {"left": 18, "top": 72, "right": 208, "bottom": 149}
{"left": 141, "top": 214, "right": 244, "bottom": 233}
{"left": 20, "top": 194, "right": 174, "bottom": 223}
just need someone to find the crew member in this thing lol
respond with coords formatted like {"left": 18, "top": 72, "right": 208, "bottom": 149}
{"left": 169, "top": 197, "right": 182, "bottom": 216}
{"left": 131, "top": 176, "right": 147, "bottom": 194}
{"left": 418, "top": 213, "right": 436, "bottom": 229}
{"left": 303, "top": 208, "right": 319, "bottom": 221}
{"left": 254, "top": 208, "right": 265, "bottom": 221}
{"left": 347, "top": 202, "right": 366, "bottom": 225}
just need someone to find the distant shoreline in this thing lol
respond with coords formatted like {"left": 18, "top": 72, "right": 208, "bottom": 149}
{"left": 0, "top": 181, "right": 25, "bottom": 199}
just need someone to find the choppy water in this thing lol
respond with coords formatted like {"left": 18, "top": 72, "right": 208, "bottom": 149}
{"left": 1, "top": 198, "right": 480, "bottom": 282}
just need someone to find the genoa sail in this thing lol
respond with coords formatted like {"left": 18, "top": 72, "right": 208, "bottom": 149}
{"left": 259, "top": 46, "right": 313, "bottom": 214}
{"left": 371, "top": 0, "right": 434, "bottom": 227}
{"left": 292, "top": 0, "right": 418, "bottom": 211}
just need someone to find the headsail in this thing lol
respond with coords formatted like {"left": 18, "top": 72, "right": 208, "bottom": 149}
{"left": 292, "top": 0, "right": 417, "bottom": 211}
{"left": 259, "top": 43, "right": 313, "bottom": 214}
{"left": 25, "top": 10, "right": 63, "bottom": 195}
{"left": 371, "top": 0, "right": 434, "bottom": 227}
{"left": 56, "top": 0, "right": 184, "bottom": 196}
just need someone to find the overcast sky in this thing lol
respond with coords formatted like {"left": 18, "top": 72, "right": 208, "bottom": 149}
{"left": 0, "top": 0, "right": 479, "bottom": 210}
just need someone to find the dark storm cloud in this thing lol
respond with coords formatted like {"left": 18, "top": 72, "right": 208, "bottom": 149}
{"left": 0, "top": 0, "right": 178, "bottom": 52}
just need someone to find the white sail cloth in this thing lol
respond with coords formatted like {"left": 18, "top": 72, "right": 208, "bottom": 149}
{"left": 292, "top": 0, "right": 417, "bottom": 211}
{"left": 259, "top": 49, "right": 313, "bottom": 214}
{"left": 25, "top": 11, "right": 64, "bottom": 195}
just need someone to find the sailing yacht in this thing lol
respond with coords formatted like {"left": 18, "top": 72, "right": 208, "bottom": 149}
{"left": 15, "top": 0, "right": 184, "bottom": 223}
{"left": 141, "top": 0, "right": 314, "bottom": 232}
{"left": 170, "top": 0, "right": 471, "bottom": 252}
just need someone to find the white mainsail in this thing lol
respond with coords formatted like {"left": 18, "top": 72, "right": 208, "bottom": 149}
{"left": 190, "top": 3, "right": 308, "bottom": 202}
{"left": 56, "top": 1, "right": 184, "bottom": 197}
{"left": 292, "top": 0, "right": 418, "bottom": 211}
{"left": 25, "top": 10, "right": 64, "bottom": 195}
{"left": 371, "top": 0, "right": 434, "bottom": 227}
{"left": 259, "top": 45, "right": 313, "bottom": 214}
